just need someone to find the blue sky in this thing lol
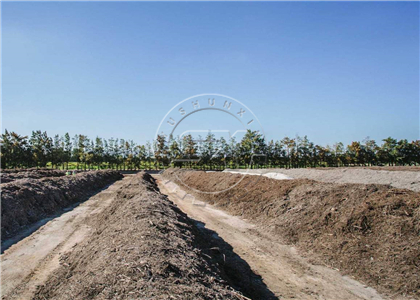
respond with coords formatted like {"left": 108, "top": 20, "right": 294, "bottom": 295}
{"left": 2, "top": 1, "right": 419, "bottom": 146}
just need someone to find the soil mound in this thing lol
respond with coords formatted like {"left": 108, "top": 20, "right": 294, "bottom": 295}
{"left": 225, "top": 167, "right": 420, "bottom": 192}
{"left": 1, "top": 170, "right": 123, "bottom": 242}
{"left": 367, "top": 166, "right": 420, "bottom": 172}
{"left": 33, "top": 172, "right": 248, "bottom": 300}
{"left": 1, "top": 167, "right": 52, "bottom": 173}
{"left": 1, "top": 168, "right": 66, "bottom": 184}
{"left": 163, "top": 168, "right": 420, "bottom": 298}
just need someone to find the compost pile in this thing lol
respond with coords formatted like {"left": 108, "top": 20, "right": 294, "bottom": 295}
{"left": 225, "top": 167, "right": 420, "bottom": 192}
{"left": 33, "top": 172, "right": 246, "bottom": 300}
{"left": 1, "top": 168, "right": 66, "bottom": 183}
{"left": 1, "top": 170, "right": 123, "bottom": 242}
{"left": 367, "top": 166, "right": 420, "bottom": 172}
{"left": 163, "top": 168, "right": 420, "bottom": 298}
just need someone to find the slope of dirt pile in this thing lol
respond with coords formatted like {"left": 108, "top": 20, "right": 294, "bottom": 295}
{"left": 225, "top": 167, "right": 420, "bottom": 192}
{"left": 1, "top": 167, "right": 52, "bottom": 173}
{"left": 33, "top": 172, "right": 249, "bottom": 300}
{"left": 1, "top": 168, "right": 66, "bottom": 183}
{"left": 367, "top": 166, "right": 420, "bottom": 172}
{"left": 1, "top": 170, "right": 123, "bottom": 242}
{"left": 163, "top": 168, "right": 420, "bottom": 298}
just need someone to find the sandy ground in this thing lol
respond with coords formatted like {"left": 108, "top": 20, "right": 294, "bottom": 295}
{"left": 1, "top": 175, "right": 132, "bottom": 300}
{"left": 154, "top": 174, "right": 392, "bottom": 300}
{"left": 224, "top": 168, "right": 420, "bottom": 192}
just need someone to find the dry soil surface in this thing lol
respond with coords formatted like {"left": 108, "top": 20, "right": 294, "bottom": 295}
{"left": 155, "top": 174, "right": 390, "bottom": 300}
{"left": 2, "top": 172, "right": 415, "bottom": 300}
{"left": 224, "top": 168, "right": 420, "bottom": 192}
{"left": 1, "top": 175, "right": 132, "bottom": 300}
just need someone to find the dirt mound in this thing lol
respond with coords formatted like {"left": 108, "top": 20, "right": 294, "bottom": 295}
{"left": 1, "top": 168, "right": 66, "bottom": 184}
{"left": 1, "top": 170, "right": 123, "bottom": 242}
{"left": 1, "top": 167, "right": 52, "bottom": 173}
{"left": 163, "top": 168, "right": 420, "bottom": 298}
{"left": 366, "top": 166, "right": 420, "bottom": 172}
{"left": 33, "top": 172, "right": 249, "bottom": 300}
{"left": 225, "top": 167, "right": 420, "bottom": 192}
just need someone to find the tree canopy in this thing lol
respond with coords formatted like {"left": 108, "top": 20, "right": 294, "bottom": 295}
{"left": 1, "top": 129, "right": 419, "bottom": 170}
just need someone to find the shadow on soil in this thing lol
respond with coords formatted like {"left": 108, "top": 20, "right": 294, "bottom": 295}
{"left": 193, "top": 218, "right": 278, "bottom": 300}
{"left": 156, "top": 178, "right": 278, "bottom": 299}
{"left": 155, "top": 175, "right": 277, "bottom": 299}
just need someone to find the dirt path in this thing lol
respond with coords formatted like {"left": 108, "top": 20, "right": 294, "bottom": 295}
{"left": 154, "top": 174, "right": 390, "bottom": 300}
{"left": 1, "top": 175, "right": 131, "bottom": 300}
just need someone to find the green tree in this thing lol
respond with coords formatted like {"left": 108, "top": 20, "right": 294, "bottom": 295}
{"left": 1, "top": 130, "right": 31, "bottom": 168}
{"left": 239, "top": 130, "right": 266, "bottom": 168}
{"left": 30, "top": 130, "right": 52, "bottom": 167}
{"left": 93, "top": 137, "right": 104, "bottom": 169}
{"left": 281, "top": 137, "right": 296, "bottom": 168}
{"left": 51, "top": 134, "right": 64, "bottom": 168}
{"left": 181, "top": 134, "right": 197, "bottom": 168}
{"left": 154, "top": 135, "right": 169, "bottom": 169}
{"left": 379, "top": 137, "right": 398, "bottom": 166}
{"left": 63, "top": 133, "right": 72, "bottom": 169}
{"left": 168, "top": 138, "right": 181, "bottom": 167}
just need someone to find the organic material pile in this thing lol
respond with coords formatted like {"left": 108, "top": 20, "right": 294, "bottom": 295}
{"left": 1, "top": 168, "right": 66, "bottom": 183}
{"left": 1, "top": 170, "right": 123, "bottom": 241}
{"left": 225, "top": 167, "right": 420, "bottom": 191}
{"left": 163, "top": 168, "right": 420, "bottom": 298}
{"left": 33, "top": 172, "right": 248, "bottom": 300}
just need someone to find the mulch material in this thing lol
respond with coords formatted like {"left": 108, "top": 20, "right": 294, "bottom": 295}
{"left": 1, "top": 170, "right": 123, "bottom": 242}
{"left": 1, "top": 168, "right": 66, "bottom": 184}
{"left": 163, "top": 168, "right": 420, "bottom": 298}
{"left": 33, "top": 172, "right": 247, "bottom": 300}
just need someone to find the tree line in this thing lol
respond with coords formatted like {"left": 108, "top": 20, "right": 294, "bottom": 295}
{"left": 1, "top": 129, "right": 420, "bottom": 170}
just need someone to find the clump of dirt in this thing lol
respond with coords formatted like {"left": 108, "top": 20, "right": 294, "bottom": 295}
{"left": 33, "top": 172, "right": 248, "bottom": 300}
{"left": 163, "top": 168, "right": 420, "bottom": 298}
{"left": 1, "top": 168, "right": 67, "bottom": 183}
{"left": 1, "top": 170, "right": 123, "bottom": 242}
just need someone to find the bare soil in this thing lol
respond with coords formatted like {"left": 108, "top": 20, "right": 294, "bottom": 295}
{"left": 225, "top": 167, "right": 420, "bottom": 192}
{"left": 367, "top": 166, "right": 420, "bottom": 172}
{"left": 156, "top": 175, "right": 386, "bottom": 300}
{"left": 1, "top": 169, "right": 66, "bottom": 184}
{"left": 1, "top": 170, "right": 123, "bottom": 242}
{"left": 163, "top": 168, "right": 420, "bottom": 298}
{"left": 31, "top": 173, "right": 259, "bottom": 300}
{"left": 299, "top": 167, "right": 420, "bottom": 172}
{"left": 1, "top": 175, "right": 132, "bottom": 300}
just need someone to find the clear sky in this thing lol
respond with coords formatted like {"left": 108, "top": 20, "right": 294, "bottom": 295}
{"left": 2, "top": 1, "right": 419, "bottom": 146}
